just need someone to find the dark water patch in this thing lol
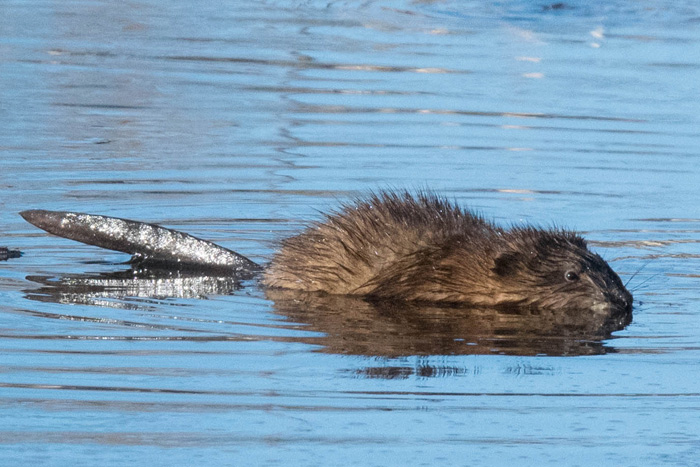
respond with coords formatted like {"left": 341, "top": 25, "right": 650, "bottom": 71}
{"left": 291, "top": 103, "right": 645, "bottom": 122}
{"left": 162, "top": 55, "right": 460, "bottom": 74}
{"left": 455, "top": 187, "right": 624, "bottom": 198}
{"left": 53, "top": 103, "right": 150, "bottom": 110}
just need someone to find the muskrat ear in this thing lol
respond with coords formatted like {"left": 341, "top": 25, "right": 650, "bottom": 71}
{"left": 493, "top": 251, "right": 522, "bottom": 277}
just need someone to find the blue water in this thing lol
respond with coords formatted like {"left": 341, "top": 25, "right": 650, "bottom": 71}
{"left": 2, "top": 1, "right": 700, "bottom": 465}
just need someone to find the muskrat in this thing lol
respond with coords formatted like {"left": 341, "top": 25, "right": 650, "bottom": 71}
{"left": 264, "top": 191, "right": 632, "bottom": 315}
{"left": 20, "top": 191, "right": 632, "bottom": 317}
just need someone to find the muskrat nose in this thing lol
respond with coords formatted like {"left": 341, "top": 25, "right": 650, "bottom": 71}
{"left": 611, "top": 288, "right": 633, "bottom": 313}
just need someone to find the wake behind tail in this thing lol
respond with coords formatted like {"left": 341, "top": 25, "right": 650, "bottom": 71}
{"left": 20, "top": 209, "right": 262, "bottom": 276}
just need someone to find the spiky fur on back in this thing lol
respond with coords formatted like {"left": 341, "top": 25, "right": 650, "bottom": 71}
{"left": 264, "top": 191, "right": 499, "bottom": 299}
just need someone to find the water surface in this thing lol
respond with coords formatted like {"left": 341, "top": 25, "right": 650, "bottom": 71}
{"left": 2, "top": 1, "right": 700, "bottom": 465}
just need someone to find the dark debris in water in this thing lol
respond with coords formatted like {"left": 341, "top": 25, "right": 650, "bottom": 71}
{"left": 542, "top": 3, "right": 571, "bottom": 11}
{"left": 0, "top": 246, "right": 22, "bottom": 261}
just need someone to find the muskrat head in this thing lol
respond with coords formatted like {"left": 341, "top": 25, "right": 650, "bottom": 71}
{"left": 492, "top": 228, "right": 632, "bottom": 323}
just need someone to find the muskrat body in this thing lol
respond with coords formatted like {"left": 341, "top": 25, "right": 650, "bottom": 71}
{"left": 20, "top": 191, "right": 632, "bottom": 317}
{"left": 264, "top": 192, "right": 632, "bottom": 315}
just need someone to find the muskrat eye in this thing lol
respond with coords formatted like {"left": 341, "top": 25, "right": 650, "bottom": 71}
{"left": 565, "top": 271, "right": 580, "bottom": 282}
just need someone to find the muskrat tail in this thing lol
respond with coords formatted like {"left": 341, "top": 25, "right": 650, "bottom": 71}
{"left": 20, "top": 209, "right": 261, "bottom": 276}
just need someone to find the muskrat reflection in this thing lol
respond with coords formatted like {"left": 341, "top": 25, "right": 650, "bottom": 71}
{"left": 23, "top": 267, "right": 627, "bottom": 356}
{"left": 266, "top": 289, "right": 628, "bottom": 357}
{"left": 25, "top": 268, "right": 243, "bottom": 307}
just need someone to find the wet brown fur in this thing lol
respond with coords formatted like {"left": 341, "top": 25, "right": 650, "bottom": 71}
{"left": 263, "top": 191, "right": 632, "bottom": 314}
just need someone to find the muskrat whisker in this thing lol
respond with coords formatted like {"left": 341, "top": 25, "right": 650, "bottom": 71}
{"left": 629, "top": 272, "right": 659, "bottom": 293}
{"left": 624, "top": 261, "right": 650, "bottom": 288}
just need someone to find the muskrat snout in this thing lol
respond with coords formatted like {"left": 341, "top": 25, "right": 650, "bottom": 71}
{"left": 613, "top": 287, "right": 633, "bottom": 312}
{"left": 605, "top": 284, "right": 633, "bottom": 321}
{"left": 595, "top": 257, "right": 634, "bottom": 316}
